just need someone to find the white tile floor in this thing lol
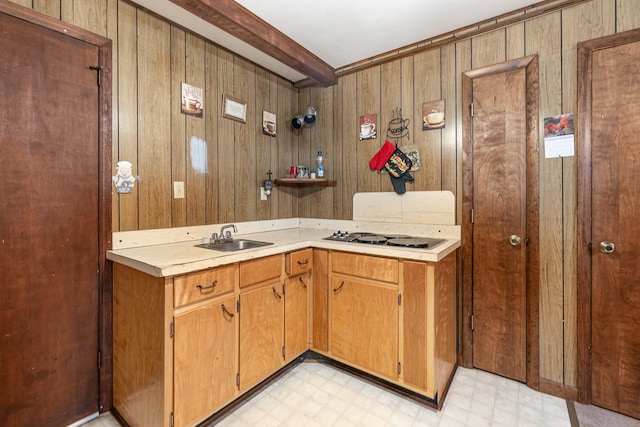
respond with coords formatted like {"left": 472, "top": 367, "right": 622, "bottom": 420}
{"left": 86, "top": 362, "right": 571, "bottom": 427}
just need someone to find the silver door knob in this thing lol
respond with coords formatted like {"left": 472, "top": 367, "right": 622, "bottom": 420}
{"left": 508, "top": 235, "right": 522, "bottom": 246}
{"left": 598, "top": 241, "right": 615, "bottom": 254}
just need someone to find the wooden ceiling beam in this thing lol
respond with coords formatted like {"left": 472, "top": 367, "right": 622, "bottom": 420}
{"left": 170, "top": 0, "right": 338, "bottom": 86}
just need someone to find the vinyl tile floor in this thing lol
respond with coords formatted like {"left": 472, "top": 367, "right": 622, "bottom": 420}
{"left": 85, "top": 362, "right": 571, "bottom": 427}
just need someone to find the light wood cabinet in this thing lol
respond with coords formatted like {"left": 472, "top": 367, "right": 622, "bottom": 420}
{"left": 173, "top": 296, "right": 237, "bottom": 427}
{"left": 284, "top": 272, "right": 310, "bottom": 362}
{"left": 330, "top": 252, "right": 399, "bottom": 380}
{"left": 112, "top": 247, "right": 457, "bottom": 425}
{"left": 238, "top": 281, "right": 284, "bottom": 391}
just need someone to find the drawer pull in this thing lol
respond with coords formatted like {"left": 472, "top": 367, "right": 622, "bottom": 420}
{"left": 333, "top": 281, "right": 344, "bottom": 294}
{"left": 296, "top": 259, "right": 308, "bottom": 266}
{"left": 221, "top": 303, "right": 234, "bottom": 318}
{"left": 299, "top": 277, "right": 307, "bottom": 289}
{"left": 272, "top": 286, "right": 282, "bottom": 300}
{"left": 196, "top": 280, "right": 217, "bottom": 291}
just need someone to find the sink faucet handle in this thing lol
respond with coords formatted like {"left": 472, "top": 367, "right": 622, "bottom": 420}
{"left": 211, "top": 232, "right": 219, "bottom": 240}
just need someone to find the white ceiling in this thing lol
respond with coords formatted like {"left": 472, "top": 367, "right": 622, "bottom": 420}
{"left": 132, "top": 0, "right": 541, "bottom": 82}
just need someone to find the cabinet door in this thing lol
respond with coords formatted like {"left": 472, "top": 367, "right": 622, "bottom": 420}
{"left": 239, "top": 282, "right": 283, "bottom": 390}
{"left": 284, "top": 273, "right": 309, "bottom": 362}
{"left": 174, "top": 296, "right": 237, "bottom": 427}
{"left": 330, "top": 277, "right": 399, "bottom": 379}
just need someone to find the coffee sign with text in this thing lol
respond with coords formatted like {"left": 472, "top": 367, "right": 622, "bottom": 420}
{"left": 181, "top": 82, "right": 203, "bottom": 118}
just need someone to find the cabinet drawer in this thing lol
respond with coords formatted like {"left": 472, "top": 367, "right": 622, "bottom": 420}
{"left": 285, "top": 248, "right": 313, "bottom": 276}
{"left": 331, "top": 252, "right": 399, "bottom": 283}
{"left": 174, "top": 264, "right": 238, "bottom": 307}
{"left": 239, "top": 254, "right": 282, "bottom": 288}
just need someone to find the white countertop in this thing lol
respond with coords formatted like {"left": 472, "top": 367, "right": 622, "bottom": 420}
{"left": 107, "top": 219, "right": 461, "bottom": 277}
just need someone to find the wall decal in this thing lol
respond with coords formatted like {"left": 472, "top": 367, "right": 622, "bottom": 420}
{"left": 113, "top": 161, "right": 140, "bottom": 194}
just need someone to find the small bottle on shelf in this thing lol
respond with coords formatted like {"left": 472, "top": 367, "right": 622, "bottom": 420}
{"left": 317, "top": 150, "right": 324, "bottom": 177}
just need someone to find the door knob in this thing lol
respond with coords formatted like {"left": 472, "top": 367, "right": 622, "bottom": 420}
{"left": 508, "top": 235, "right": 522, "bottom": 246}
{"left": 598, "top": 241, "right": 615, "bottom": 254}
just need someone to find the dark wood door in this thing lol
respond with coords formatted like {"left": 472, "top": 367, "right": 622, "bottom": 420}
{"left": 578, "top": 29, "right": 640, "bottom": 419}
{"left": 0, "top": 9, "right": 103, "bottom": 426}
{"left": 462, "top": 56, "right": 539, "bottom": 385}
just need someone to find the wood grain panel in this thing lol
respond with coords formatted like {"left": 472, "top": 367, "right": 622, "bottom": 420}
{"left": 217, "top": 49, "right": 235, "bottom": 223}
{"left": 234, "top": 57, "right": 257, "bottom": 222}
{"left": 471, "top": 29, "right": 506, "bottom": 69}
{"left": 403, "top": 261, "right": 428, "bottom": 390}
{"left": 434, "top": 253, "right": 457, "bottom": 396}
{"left": 275, "top": 76, "right": 296, "bottom": 219}
{"left": 341, "top": 73, "right": 357, "bottom": 217}
{"left": 617, "top": 0, "right": 640, "bottom": 32}
{"left": 316, "top": 86, "right": 336, "bottom": 218}
{"left": 255, "top": 68, "right": 274, "bottom": 221}
{"left": 170, "top": 27, "right": 187, "bottom": 227}
{"left": 7, "top": 0, "right": 31, "bottom": 8}
{"left": 526, "top": 11, "right": 564, "bottom": 385}
{"left": 239, "top": 254, "right": 282, "bottom": 288}
{"left": 116, "top": 1, "right": 139, "bottom": 231}
{"left": 61, "top": 0, "right": 107, "bottom": 36}
{"left": 186, "top": 33, "right": 207, "bottom": 226}
{"left": 33, "top": 0, "right": 59, "bottom": 18}
{"left": 399, "top": 56, "right": 413, "bottom": 194}
{"left": 107, "top": 0, "right": 119, "bottom": 233}
{"left": 412, "top": 49, "right": 442, "bottom": 191}
{"left": 440, "top": 45, "right": 456, "bottom": 195}
{"left": 297, "top": 88, "right": 313, "bottom": 217}
{"left": 137, "top": 11, "right": 171, "bottom": 229}
{"left": 332, "top": 79, "right": 346, "bottom": 218}
{"left": 507, "top": 23, "right": 525, "bottom": 60}
{"left": 331, "top": 252, "right": 398, "bottom": 284}
{"left": 356, "top": 66, "right": 381, "bottom": 193}
{"left": 560, "top": 0, "right": 615, "bottom": 388}
{"left": 380, "top": 59, "right": 402, "bottom": 193}
{"left": 205, "top": 42, "right": 219, "bottom": 224}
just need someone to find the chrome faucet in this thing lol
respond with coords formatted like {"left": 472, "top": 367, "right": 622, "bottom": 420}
{"left": 212, "top": 224, "right": 237, "bottom": 243}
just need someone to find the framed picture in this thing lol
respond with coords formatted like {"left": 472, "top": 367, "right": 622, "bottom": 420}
{"left": 181, "top": 82, "right": 203, "bottom": 118}
{"left": 222, "top": 94, "right": 247, "bottom": 123}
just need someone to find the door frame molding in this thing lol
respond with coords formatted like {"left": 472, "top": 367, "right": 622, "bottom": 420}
{"left": 576, "top": 27, "right": 640, "bottom": 405}
{"left": 0, "top": 2, "right": 113, "bottom": 412}
{"left": 460, "top": 55, "right": 540, "bottom": 389}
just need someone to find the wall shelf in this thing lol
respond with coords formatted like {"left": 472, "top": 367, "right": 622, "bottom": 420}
{"left": 273, "top": 178, "right": 336, "bottom": 187}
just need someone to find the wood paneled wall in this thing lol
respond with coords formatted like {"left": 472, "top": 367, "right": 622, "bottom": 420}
{"left": 10, "top": 0, "right": 300, "bottom": 231}
{"left": 297, "top": 0, "right": 640, "bottom": 389}
{"left": 10, "top": 0, "right": 640, "bottom": 391}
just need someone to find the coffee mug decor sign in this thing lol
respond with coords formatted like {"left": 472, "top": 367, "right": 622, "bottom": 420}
{"left": 262, "top": 110, "right": 276, "bottom": 137}
{"left": 422, "top": 99, "right": 445, "bottom": 130}
{"left": 359, "top": 113, "right": 377, "bottom": 140}
{"left": 181, "top": 82, "right": 203, "bottom": 118}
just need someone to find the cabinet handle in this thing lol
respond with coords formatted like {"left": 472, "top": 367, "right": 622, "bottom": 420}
{"left": 299, "top": 276, "right": 307, "bottom": 289}
{"left": 272, "top": 286, "right": 282, "bottom": 300}
{"left": 196, "top": 280, "right": 217, "bottom": 291}
{"left": 221, "top": 303, "right": 234, "bottom": 318}
{"left": 297, "top": 259, "right": 308, "bottom": 266}
{"left": 333, "top": 281, "right": 344, "bottom": 294}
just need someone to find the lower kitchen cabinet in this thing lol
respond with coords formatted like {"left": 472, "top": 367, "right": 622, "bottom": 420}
{"left": 238, "top": 281, "right": 284, "bottom": 391}
{"left": 112, "top": 247, "right": 456, "bottom": 426}
{"left": 284, "top": 272, "right": 310, "bottom": 362}
{"left": 330, "top": 276, "right": 399, "bottom": 380}
{"left": 173, "top": 296, "right": 237, "bottom": 427}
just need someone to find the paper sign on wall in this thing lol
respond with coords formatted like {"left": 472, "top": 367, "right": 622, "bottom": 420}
{"left": 544, "top": 113, "right": 574, "bottom": 158}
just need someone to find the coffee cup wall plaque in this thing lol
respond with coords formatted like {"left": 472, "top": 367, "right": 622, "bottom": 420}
{"left": 422, "top": 99, "right": 445, "bottom": 130}
{"left": 359, "top": 113, "right": 377, "bottom": 140}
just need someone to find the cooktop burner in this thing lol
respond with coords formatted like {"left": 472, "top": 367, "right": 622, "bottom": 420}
{"left": 324, "top": 231, "right": 444, "bottom": 249}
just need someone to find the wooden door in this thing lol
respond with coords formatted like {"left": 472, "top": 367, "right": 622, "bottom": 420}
{"left": 174, "top": 296, "right": 237, "bottom": 426}
{"left": 330, "top": 277, "right": 398, "bottom": 380}
{"left": 0, "top": 5, "right": 111, "bottom": 426}
{"left": 284, "top": 273, "right": 309, "bottom": 362}
{"left": 577, "top": 29, "right": 640, "bottom": 419}
{"left": 461, "top": 56, "right": 539, "bottom": 384}
{"left": 239, "top": 282, "right": 283, "bottom": 391}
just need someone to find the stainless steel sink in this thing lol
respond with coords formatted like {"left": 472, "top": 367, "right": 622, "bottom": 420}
{"left": 195, "top": 239, "right": 273, "bottom": 252}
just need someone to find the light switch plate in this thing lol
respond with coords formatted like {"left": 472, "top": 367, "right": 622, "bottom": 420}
{"left": 174, "top": 181, "right": 185, "bottom": 199}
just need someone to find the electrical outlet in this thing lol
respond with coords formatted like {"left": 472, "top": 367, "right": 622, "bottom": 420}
{"left": 174, "top": 181, "right": 185, "bottom": 199}
{"left": 260, "top": 187, "right": 268, "bottom": 201}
